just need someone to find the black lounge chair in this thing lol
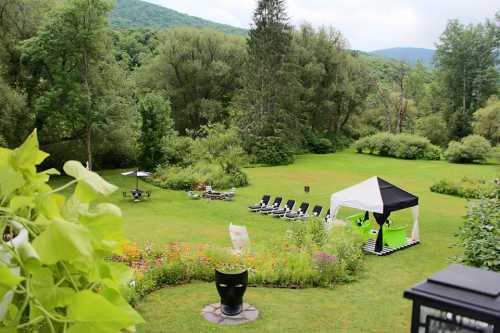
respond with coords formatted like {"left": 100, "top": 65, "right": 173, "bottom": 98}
{"left": 248, "top": 195, "right": 271, "bottom": 212}
{"left": 283, "top": 202, "right": 309, "bottom": 220}
{"left": 271, "top": 199, "right": 295, "bottom": 218}
{"left": 310, "top": 205, "right": 323, "bottom": 217}
{"left": 323, "top": 208, "right": 331, "bottom": 224}
{"left": 260, "top": 197, "right": 283, "bottom": 214}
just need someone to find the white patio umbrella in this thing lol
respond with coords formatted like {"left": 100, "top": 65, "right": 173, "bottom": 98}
{"left": 121, "top": 170, "right": 152, "bottom": 191}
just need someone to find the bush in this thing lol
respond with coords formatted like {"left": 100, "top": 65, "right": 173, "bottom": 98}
{"left": 309, "top": 137, "right": 333, "bottom": 154}
{"left": 444, "top": 135, "right": 492, "bottom": 163}
{"left": 248, "top": 136, "right": 295, "bottom": 165}
{"left": 454, "top": 191, "right": 500, "bottom": 271}
{"left": 430, "top": 178, "right": 499, "bottom": 199}
{"left": 148, "top": 163, "right": 248, "bottom": 190}
{"left": 354, "top": 132, "right": 441, "bottom": 160}
{"left": 161, "top": 134, "right": 194, "bottom": 167}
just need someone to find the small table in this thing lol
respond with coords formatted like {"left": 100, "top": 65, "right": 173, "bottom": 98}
{"left": 123, "top": 188, "right": 151, "bottom": 201}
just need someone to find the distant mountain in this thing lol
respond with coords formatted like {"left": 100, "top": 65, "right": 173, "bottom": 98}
{"left": 369, "top": 47, "right": 436, "bottom": 67}
{"left": 109, "top": 0, "right": 247, "bottom": 36}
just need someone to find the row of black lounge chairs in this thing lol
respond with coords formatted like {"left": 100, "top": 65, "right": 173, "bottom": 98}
{"left": 248, "top": 195, "right": 331, "bottom": 221}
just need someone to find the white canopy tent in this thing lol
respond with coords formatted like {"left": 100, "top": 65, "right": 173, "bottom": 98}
{"left": 330, "top": 176, "right": 420, "bottom": 252}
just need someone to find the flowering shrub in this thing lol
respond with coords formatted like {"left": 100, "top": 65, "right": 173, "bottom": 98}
{"left": 115, "top": 225, "right": 365, "bottom": 302}
{"left": 430, "top": 178, "right": 499, "bottom": 199}
{"left": 455, "top": 192, "right": 500, "bottom": 271}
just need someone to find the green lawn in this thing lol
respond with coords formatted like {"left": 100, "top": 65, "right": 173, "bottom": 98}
{"left": 68, "top": 151, "right": 498, "bottom": 333}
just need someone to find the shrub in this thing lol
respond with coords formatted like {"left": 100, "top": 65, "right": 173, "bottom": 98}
{"left": 161, "top": 134, "right": 194, "bottom": 167}
{"left": 454, "top": 191, "right": 500, "bottom": 271}
{"left": 309, "top": 137, "right": 333, "bottom": 154}
{"left": 247, "top": 136, "right": 295, "bottom": 166}
{"left": 354, "top": 132, "right": 441, "bottom": 160}
{"left": 150, "top": 124, "right": 249, "bottom": 190}
{"left": 148, "top": 163, "right": 248, "bottom": 190}
{"left": 430, "top": 178, "right": 499, "bottom": 199}
{"left": 444, "top": 135, "right": 492, "bottom": 163}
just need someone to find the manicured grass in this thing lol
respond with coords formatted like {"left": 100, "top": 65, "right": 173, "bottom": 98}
{"left": 57, "top": 151, "right": 499, "bottom": 332}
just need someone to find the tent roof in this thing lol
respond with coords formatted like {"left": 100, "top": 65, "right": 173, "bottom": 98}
{"left": 331, "top": 176, "right": 418, "bottom": 214}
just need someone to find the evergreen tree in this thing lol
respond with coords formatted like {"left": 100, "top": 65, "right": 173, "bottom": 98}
{"left": 235, "top": 0, "right": 297, "bottom": 164}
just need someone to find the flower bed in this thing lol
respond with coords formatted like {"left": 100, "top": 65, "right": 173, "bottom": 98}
{"left": 115, "top": 222, "right": 365, "bottom": 304}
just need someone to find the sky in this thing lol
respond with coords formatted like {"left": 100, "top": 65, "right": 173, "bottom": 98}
{"left": 143, "top": 0, "right": 498, "bottom": 51}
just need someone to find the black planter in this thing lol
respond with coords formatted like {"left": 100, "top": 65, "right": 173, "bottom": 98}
{"left": 215, "top": 269, "right": 248, "bottom": 316}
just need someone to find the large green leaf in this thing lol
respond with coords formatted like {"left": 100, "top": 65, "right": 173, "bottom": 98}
{"left": 79, "top": 203, "right": 125, "bottom": 252}
{"left": 66, "top": 290, "right": 143, "bottom": 333}
{"left": 11, "top": 129, "right": 49, "bottom": 170}
{"left": 0, "top": 166, "right": 24, "bottom": 198}
{"left": 32, "top": 219, "right": 93, "bottom": 265}
{"left": 0, "top": 265, "right": 23, "bottom": 299}
{"left": 63, "top": 161, "right": 117, "bottom": 202}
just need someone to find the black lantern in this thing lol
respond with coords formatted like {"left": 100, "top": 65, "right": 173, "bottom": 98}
{"left": 215, "top": 269, "right": 248, "bottom": 316}
{"left": 404, "top": 264, "right": 500, "bottom": 333}
{"left": 304, "top": 185, "right": 310, "bottom": 193}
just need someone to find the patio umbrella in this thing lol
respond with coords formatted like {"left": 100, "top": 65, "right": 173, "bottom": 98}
{"left": 120, "top": 170, "right": 152, "bottom": 191}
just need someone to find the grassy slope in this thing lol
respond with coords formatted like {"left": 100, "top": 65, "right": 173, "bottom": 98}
{"left": 70, "top": 151, "right": 498, "bottom": 332}
{"left": 109, "top": 0, "right": 247, "bottom": 36}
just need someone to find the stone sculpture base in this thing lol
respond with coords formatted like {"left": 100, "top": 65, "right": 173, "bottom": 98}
{"left": 201, "top": 303, "right": 259, "bottom": 325}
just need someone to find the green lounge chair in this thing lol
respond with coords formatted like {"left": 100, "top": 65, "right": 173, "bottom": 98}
{"left": 346, "top": 212, "right": 372, "bottom": 241}
{"left": 383, "top": 225, "right": 408, "bottom": 248}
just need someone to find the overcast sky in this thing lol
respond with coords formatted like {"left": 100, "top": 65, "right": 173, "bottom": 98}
{"left": 143, "top": 0, "right": 498, "bottom": 51}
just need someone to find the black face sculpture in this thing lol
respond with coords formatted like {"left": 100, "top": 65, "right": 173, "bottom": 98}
{"left": 215, "top": 269, "right": 248, "bottom": 316}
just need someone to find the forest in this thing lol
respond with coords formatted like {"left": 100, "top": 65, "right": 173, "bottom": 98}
{"left": 1, "top": 0, "right": 499, "bottom": 178}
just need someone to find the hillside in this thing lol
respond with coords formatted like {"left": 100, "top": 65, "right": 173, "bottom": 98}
{"left": 109, "top": 0, "right": 247, "bottom": 36}
{"left": 369, "top": 47, "right": 435, "bottom": 67}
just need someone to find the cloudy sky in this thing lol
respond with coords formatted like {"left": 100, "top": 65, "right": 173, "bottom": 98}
{"left": 143, "top": 0, "right": 498, "bottom": 51}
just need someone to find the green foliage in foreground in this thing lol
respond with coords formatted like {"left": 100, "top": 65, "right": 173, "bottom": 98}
{"left": 430, "top": 178, "right": 499, "bottom": 199}
{"left": 455, "top": 193, "right": 500, "bottom": 271}
{"left": 0, "top": 131, "right": 142, "bottom": 332}
{"left": 444, "top": 134, "right": 492, "bottom": 163}
{"left": 354, "top": 132, "right": 441, "bottom": 160}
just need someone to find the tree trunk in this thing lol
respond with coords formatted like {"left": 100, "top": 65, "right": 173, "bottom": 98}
{"left": 83, "top": 0, "right": 93, "bottom": 170}
{"left": 462, "top": 66, "right": 466, "bottom": 114}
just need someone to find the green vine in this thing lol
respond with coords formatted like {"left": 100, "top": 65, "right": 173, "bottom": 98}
{"left": 0, "top": 130, "right": 143, "bottom": 332}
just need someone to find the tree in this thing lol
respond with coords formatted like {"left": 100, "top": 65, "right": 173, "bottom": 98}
{"left": 415, "top": 114, "right": 448, "bottom": 146}
{"left": 0, "top": 0, "right": 52, "bottom": 85}
{"left": 137, "top": 28, "right": 245, "bottom": 133}
{"left": 0, "top": 74, "right": 29, "bottom": 147}
{"left": 435, "top": 18, "right": 500, "bottom": 139}
{"left": 20, "top": 0, "right": 126, "bottom": 170}
{"left": 235, "top": 0, "right": 297, "bottom": 163}
{"left": 138, "top": 93, "right": 175, "bottom": 170}
{"left": 473, "top": 95, "right": 500, "bottom": 145}
{"left": 292, "top": 25, "right": 371, "bottom": 143}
